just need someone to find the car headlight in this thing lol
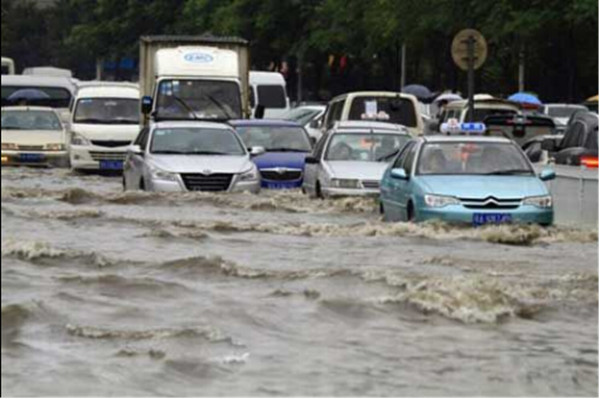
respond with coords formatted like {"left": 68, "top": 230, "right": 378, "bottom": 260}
{"left": 150, "top": 167, "right": 179, "bottom": 182}
{"left": 330, "top": 178, "right": 360, "bottom": 189}
{"left": 239, "top": 167, "right": 259, "bottom": 182}
{"left": 424, "top": 194, "right": 460, "bottom": 207}
{"left": 71, "top": 132, "right": 91, "bottom": 146}
{"left": 1, "top": 143, "right": 18, "bottom": 150}
{"left": 45, "top": 143, "right": 66, "bottom": 151}
{"left": 523, "top": 195, "right": 552, "bottom": 208}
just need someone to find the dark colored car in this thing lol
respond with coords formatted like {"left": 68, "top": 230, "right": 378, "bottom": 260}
{"left": 541, "top": 111, "right": 598, "bottom": 166}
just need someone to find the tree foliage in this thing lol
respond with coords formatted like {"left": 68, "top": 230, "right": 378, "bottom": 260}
{"left": 1, "top": 0, "right": 597, "bottom": 101}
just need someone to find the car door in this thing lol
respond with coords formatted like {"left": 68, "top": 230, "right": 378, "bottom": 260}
{"left": 303, "top": 132, "right": 327, "bottom": 195}
{"left": 125, "top": 127, "right": 149, "bottom": 189}
{"left": 395, "top": 142, "right": 419, "bottom": 220}
{"left": 381, "top": 142, "right": 415, "bottom": 220}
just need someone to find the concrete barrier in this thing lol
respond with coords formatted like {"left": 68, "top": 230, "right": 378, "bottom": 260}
{"left": 535, "top": 164, "right": 598, "bottom": 228}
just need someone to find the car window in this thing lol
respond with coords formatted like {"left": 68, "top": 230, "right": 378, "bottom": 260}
{"left": 1, "top": 109, "right": 62, "bottom": 130}
{"left": 348, "top": 96, "right": 417, "bottom": 127}
{"left": 471, "top": 108, "right": 518, "bottom": 122}
{"left": 249, "top": 86, "right": 256, "bottom": 108}
{"left": 1, "top": 86, "right": 72, "bottom": 108}
{"left": 313, "top": 133, "right": 329, "bottom": 159}
{"left": 150, "top": 127, "right": 245, "bottom": 155}
{"left": 257, "top": 85, "right": 286, "bottom": 108}
{"left": 402, "top": 142, "right": 419, "bottom": 174}
{"left": 393, "top": 141, "right": 415, "bottom": 169}
{"left": 235, "top": 125, "right": 312, "bottom": 152}
{"left": 561, "top": 122, "right": 586, "bottom": 149}
{"left": 324, "top": 101, "right": 343, "bottom": 130}
{"left": 74, "top": 98, "right": 140, "bottom": 124}
{"left": 134, "top": 127, "right": 150, "bottom": 149}
{"left": 324, "top": 133, "right": 411, "bottom": 162}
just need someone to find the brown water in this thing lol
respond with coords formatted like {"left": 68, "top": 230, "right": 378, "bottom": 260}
{"left": 1, "top": 167, "right": 598, "bottom": 396}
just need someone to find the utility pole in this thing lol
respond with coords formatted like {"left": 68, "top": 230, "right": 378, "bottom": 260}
{"left": 400, "top": 42, "right": 406, "bottom": 90}
{"left": 296, "top": 52, "right": 303, "bottom": 103}
{"left": 466, "top": 35, "right": 475, "bottom": 122}
{"left": 518, "top": 43, "right": 525, "bottom": 92}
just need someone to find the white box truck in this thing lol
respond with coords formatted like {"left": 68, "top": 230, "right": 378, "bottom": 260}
{"left": 139, "top": 35, "right": 250, "bottom": 125}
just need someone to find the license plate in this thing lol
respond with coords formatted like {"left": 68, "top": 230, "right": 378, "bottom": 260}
{"left": 265, "top": 182, "right": 292, "bottom": 189}
{"left": 99, "top": 160, "right": 123, "bottom": 170}
{"left": 19, "top": 153, "right": 45, "bottom": 162}
{"left": 473, "top": 213, "right": 512, "bottom": 226}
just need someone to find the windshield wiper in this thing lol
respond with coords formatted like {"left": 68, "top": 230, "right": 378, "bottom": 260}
{"left": 485, "top": 169, "right": 532, "bottom": 175}
{"left": 74, "top": 118, "right": 108, "bottom": 124}
{"left": 172, "top": 95, "right": 199, "bottom": 120}
{"left": 185, "top": 151, "right": 232, "bottom": 155}
{"left": 152, "top": 150, "right": 187, "bottom": 154}
{"left": 204, "top": 94, "right": 235, "bottom": 120}
{"left": 376, "top": 149, "right": 400, "bottom": 161}
{"left": 265, "top": 148, "right": 309, "bottom": 152}
{"left": 1, "top": 127, "right": 23, "bottom": 130}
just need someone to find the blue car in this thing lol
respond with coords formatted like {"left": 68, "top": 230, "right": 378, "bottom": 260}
{"left": 229, "top": 120, "right": 313, "bottom": 189}
{"left": 380, "top": 136, "right": 556, "bottom": 226}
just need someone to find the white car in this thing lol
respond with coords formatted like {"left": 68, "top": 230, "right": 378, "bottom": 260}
{"left": 1, "top": 106, "right": 69, "bottom": 167}
{"left": 303, "top": 121, "right": 412, "bottom": 198}
{"left": 123, "top": 121, "right": 263, "bottom": 193}
{"left": 69, "top": 83, "right": 140, "bottom": 171}
{"left": 249, "top": 71, "right": 290, "bottom": 119}
{"left": 282, "top": 104, "right": 326, "bottom": 141}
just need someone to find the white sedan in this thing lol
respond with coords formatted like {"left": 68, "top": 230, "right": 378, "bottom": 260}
{"left": 303, "top": 121, "right": 411, "bottom": 198}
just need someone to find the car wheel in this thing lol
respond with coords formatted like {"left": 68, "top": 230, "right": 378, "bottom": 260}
{"left": 406, "top": 201, "right": 415, "bottom": 222}
{"left": 379, "top": 201, "right": 384, "bottom": 215}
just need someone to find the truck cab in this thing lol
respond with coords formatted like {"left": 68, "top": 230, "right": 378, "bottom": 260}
{"left": 139, "top": 36, "right": 250, "bottom": 125}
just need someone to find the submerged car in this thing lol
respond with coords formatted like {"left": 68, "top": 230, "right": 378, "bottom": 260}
{"left": 303, "top": 121, "right": 412, "bottom": 198}
{"left": 123, "top": 121, "right": 262, "bottom": 193}
{"left": 1, "top": 106, "right": 69, "bottom": 167}
{"left": 380, "top": 136, "right": 556, "bottom": 226}
{"left": 230, "top": 120, "right": 313, "bottom": 189}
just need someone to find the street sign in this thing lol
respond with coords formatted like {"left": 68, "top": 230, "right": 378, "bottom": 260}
{"left": 451, "top": 29, "right": 487, "bottom": 71}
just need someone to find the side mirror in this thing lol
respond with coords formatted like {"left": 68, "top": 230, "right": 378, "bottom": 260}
{"left": 539, "top": 169, "right": 556, "bottom": 181}
{"left": 249, "top": 146, "right": 266, "bottom": 156}
{"left": 305, "top": 155, "right": 319, "bottom": 164}
{"left": 541, "top": 138, "right": 557, "bottom": 152}
{"left": 390, "top": 168, "right": 408, "bottom": 180}
{"left": 254, "top": 104, "right": 265, "bottom": 120}
{"left": 141, "top": 96, "right": 153, "bottom": 115}
{"left": 309, "top": 118, "right": 322, "bottom": 129}
{"left": 128, "top": 144, "right": 143, "bottom": 155}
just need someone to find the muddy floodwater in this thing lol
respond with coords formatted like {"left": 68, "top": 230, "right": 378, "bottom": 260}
{"left": 1, "top": 167, "right": 598, "bottom": 397}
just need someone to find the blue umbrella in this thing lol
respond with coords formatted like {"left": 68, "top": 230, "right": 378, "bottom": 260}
{"left": 7, "top": 89, "right": 50, "bottom": 101}
{"left": 508, "top": 92, "right": 542, "bottom": 105}
{"left": 402, "top": 84, "right": 432, "bottom": 100}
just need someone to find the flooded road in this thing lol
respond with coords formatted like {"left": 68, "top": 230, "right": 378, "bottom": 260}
{"left": 1, "top": 167, "right": 598, "bottom": 397}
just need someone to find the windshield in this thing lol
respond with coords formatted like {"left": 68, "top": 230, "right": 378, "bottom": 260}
{"left": 74, "top": 98, "right": 140, "bottom": 124}
{"left": 1, "top": 109, "right": 62, "bottom": 131}
{"left": 348, "top": 96, "right": 417, "bottom": 127}
{"left": 1, "top": 86, "right": 72, "bottom": 108}
{"left": 150, "top": 127, "right": 246, "bottom": 155}
{"left": 282, "top": 107, "right": 323, "bottom": 125}
{"left": 325, "top": 133, "right": 411, "bottom": 162}
{"left": 235, "top": 125, "right": 312, "bottom": 152}
{"left": 547, "top": 106, "right": 587, "bottom": 118}
{"left": 156, "top": 80, "right": 242, "bottom": 120}
{"left": 417, "top": 142, "right": 533, "bottom": 176}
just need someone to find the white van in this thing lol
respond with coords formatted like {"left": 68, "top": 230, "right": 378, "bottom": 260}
{"left": 23, "top": 66, "right": 73, "bottom": 78}
{"left": 1, "top": 57, "right": 15, "bottom": 75}
{"left": 69, "top": 82, "right": 140, "bottom": 171}
{"left": 249, "top": 71, "right": 290, "bottom": 119}
{"left": 1, "top": 75, "right": 76, "bottom": 122}
{"left": 320, "top": 91, "right": 424, "bottom": 136}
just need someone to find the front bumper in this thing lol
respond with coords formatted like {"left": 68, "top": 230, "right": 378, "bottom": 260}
{"left": 261, "top": 178, "right": 303, "bottom": 190}
{"left": 148, "top": 176, "right": 261, "bottom": 194}
{"left": 70, "top": 145, "right": 128, "bottom": 171}
{"left": 322, "top": 187, "right": 379, "bottom": 198}
{"left": 417, "top": 204, "right": 554, "bottom": 226}
{"left": 1, "top": 150, "right": 69, "bottom": 168}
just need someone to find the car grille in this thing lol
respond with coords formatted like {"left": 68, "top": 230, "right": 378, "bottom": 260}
{"left": 361, "top": 180, "right": 380, "bottom": 189}
{"left": 260, "top": 169, "right": 302, "bottom": 182}
{"left": 91, "top": 140, "right": 131, "bottom": 148}
{"left": 460, "top": 197, "right": 522, "bottom": 210}
{"left": 180, "top": 173, "right": 233, "bottom": 192}
{"left": 89, "top": 151, "right": 126, "bottom": 161}
{"left": 17, "top": 145, "right": 44, "bottom": 151}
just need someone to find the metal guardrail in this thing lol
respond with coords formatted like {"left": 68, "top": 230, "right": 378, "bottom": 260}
{"left": 535, "top": 164, "right": 599, "bottom": 228}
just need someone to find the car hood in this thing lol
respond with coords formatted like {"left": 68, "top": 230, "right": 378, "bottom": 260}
{"left": 147, "top": 155, "right": 254, "bottom": 174}
{"left": 325, "top": 161, "right": 388, "bottom": 180}
{"left": 71, "top": 123, "right": 141, "bottom": 141}
{"left": 253, "top": 152, "right": 309, "bottom": 170}
{"left": 417, "top": 175, "right": 549, "bottom": 199}
{"left": 1, "top": 129, "right": 66, "bottom": 145}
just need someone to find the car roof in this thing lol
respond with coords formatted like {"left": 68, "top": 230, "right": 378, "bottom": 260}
{"left": 334, "top": 121, "right": 409, "bottom": 133}
{"left": 330, "top": 91, "right": 418, "bottom": 103}
{"left": 152, "top": 121, "right": 234, "bottom": 130}
{"left": 545, "top": 103, "right": 588, "bottom": 108}
{"left": 228, "top": 119, "right": 302, "bottom": 127}
{"left": 1, "top": 105, "right": 58, "bottom": 113}
{"left": 421, "top": 135, "right": 512, "bottom": 144}
{"left": 75, "top": 85, "right": 139, "bottom": 99}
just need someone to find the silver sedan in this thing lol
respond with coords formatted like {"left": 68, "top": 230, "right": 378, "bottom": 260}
{"left": 303, "top": 121, "right": 412, "bottom": 198}
{"left": 123, "top": 121, "right": 263, "bottom": 193}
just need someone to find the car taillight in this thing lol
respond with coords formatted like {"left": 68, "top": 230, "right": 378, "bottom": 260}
{"left": 581, "top": 156, "right": 599, "bottom": 168}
